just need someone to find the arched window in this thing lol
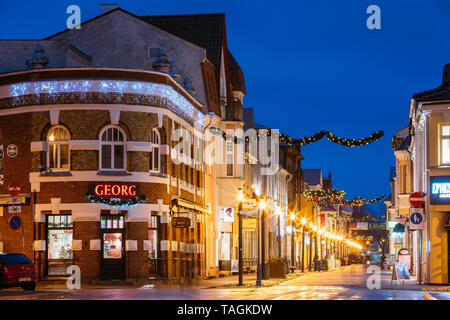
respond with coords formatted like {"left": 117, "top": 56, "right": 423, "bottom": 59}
{"left": 149, "top": 129, "right": 160, "bottom": 172}
{"left": 47, "top": 126, "right": 70, "bottom": 170}
{"left": 100, "top": 126, "right": 126, "bottom": 170}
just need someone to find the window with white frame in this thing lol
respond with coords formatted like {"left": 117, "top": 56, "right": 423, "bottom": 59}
{"left": 441, "top": 124, "right": 450, "bottom": 165}
{"left": 100, "top": 126, "right": 126, "bottom": 170}
{"left": 47, "top": 126, "right": 70, "bottom": 170}
{"left": 150, "top": 129, "right": 160, "bottom": 172}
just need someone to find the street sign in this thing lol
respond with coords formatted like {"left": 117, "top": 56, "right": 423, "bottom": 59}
{"left": 222, "top": 207, "right": 234, "bottom": 222}
{"left": 8, "top": 181, "right": 21, "bottom": 197}
{"left": 8, "top": 197, "right": 21, "bottom": 205}
{"left": 7, "top": 144, "right": 18, "bottom": 158}
{"left": 8, "top": 206, "right": 21, "bottom": 214}
{"left": 409, "top": 208, "right": 424, "bottom": 230}
{"left": 387, "top": 220, "right": 398, "bottom": 229}
{"left": 409, "top": 192, "right": 424, "bottom": 207}
{"left": 8, "top": 215, "right": 22, "bottom": 231}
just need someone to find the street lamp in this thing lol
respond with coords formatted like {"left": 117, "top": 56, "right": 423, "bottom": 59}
{"left": 256, "top": 199, "right": 266, "bottom": 286}
{"left": 301, "top": 217, "right": 306, "bottom": 273}
{"left": 289, "top": 212, "right": 296, "bottom": 272}
{"left": 237, "top": 188, "right": 244, "bottom": 286}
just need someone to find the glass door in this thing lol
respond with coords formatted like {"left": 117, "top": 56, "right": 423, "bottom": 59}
{"left": 100, "top": 215, "right": 125, "bottom": 280}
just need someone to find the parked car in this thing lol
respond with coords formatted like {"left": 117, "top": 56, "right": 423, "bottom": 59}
{"left": 0, "top": 253, "right": 37, "bottom": 290}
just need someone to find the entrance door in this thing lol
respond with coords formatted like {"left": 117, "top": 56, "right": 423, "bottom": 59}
{"left": 100, "top": 215, "right": 125, "bottom": 280}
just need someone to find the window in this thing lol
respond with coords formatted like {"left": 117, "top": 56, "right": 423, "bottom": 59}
{"left": 148, "top": 215, "right": 159, "bottom": 259}
{"left": 47, "top": 214, "right": 73, "bottom": 275}
{"left": 150, "top": 129, "right": 160, "bottom": 172}
{"left": 47, "top": 126, "right": 70, "bottom": 170}
{"left": 226, "top": 139, "right": 234, "bottom": 176}
{"left": 441, "top": 124, "right": 450, "bottom": 165}
{"left": 100, "top": 126, "right": 126, "bottom": 170}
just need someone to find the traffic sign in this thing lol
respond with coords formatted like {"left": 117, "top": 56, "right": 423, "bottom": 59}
{"left": 8, "top": 215, "right": 22, "bottom": 231}
{"left": 222, "top": 207, "right": 234, "bottom": 222}
{"left": 7, "top": 144, "right": 18, "bottom": 158}
{"left": 8, "top": 181, "right": 21, "bottom": 196}
{"left": 409, "top": 192, "right": 424, "bottom": 207}
{"left": 409, "top": 208, "right": 424, "bottom": 230}
{"left": 8, "top": 197, "right": 21, "bottom": 205}
{"left": 8, "top": 206, "right": 21, "bottom": 214}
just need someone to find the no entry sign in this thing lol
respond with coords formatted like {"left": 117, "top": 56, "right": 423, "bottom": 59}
{"left": 8, "top": 181, "right": 21, "bottom": 197}
{"left": 409, "top": 192, "right": 424, "bottom": 207}
{"left": 8, "top": 215, "right": 22, "bottom": 231}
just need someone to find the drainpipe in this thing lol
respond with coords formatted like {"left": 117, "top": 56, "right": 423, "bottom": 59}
{"left": 202, "top": 112, "right": 214, "bottom": 279}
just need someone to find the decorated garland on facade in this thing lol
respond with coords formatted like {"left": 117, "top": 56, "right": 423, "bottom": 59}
{"left": 303, "top": 189, "right": 346, "bottom": 202}
{"left": 86, "top": 192, "right": 146, "bottom": 207}
{"left": 209, "top": 127, "right": 384, "bottom": 148}
{"left": 350, "top": 214, "right": 386, "bottom": 222}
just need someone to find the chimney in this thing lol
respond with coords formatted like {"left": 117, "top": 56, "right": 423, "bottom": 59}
{"left": 101, "top": 3, "right": 119, "bottom": 13}
{"left": 443, "top": 63, "right": 450, "bottom": 85}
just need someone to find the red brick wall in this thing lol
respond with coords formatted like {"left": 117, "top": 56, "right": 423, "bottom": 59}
{"left": 73, "top": 221, "right": 100, "bottom": 281}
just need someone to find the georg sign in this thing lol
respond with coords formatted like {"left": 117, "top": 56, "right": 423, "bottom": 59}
{"left": 93, "top": 184, "right": 137, "bottom": 197}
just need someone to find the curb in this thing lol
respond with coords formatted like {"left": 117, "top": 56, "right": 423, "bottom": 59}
{"left": 423, "top": 292, "right": 438, "bottom": 300}
{"left": 0, "top": 291, "right": 74, "bottom": 300}
{"left": 421, "top": 288, "right": 450, "bottom": 292}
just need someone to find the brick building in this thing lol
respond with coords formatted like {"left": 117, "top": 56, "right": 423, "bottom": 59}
{"left": 0, "top": 7, "right": 245, "bottom": 283}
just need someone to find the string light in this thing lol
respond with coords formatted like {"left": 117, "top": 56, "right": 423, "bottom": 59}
{"left": 86, "top": 192, "right": 146, "bottom": 207}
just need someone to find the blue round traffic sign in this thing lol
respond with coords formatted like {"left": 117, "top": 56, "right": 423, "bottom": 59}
{"left": 8, "top": 215, "right": 22, "bottom": 230}
{"left": 410, "top": 212, "right": 423, "bottom": 225}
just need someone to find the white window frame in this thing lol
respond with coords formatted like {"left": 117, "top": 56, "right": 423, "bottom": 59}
{"left": 440, "top": 123, "right": 450, "bottom": 166}
{"left": 99, "top": 126, "right": 126, "bottom": 171}
{"left": 150, "top": 129, "right": 160, "bottom": 173}
{"left": 47, "top": 126, "right": 70, "bottom": 171}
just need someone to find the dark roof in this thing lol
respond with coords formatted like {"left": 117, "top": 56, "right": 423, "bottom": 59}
{"left": 243, "top": 108, "right": 254, "bottom": 131}
{"left": 413, "top": 63, "right": 450, "bottom": 101}
{"left": 303, "top": 169, "right": 322, "bottom": 186}
{"left": 228, "top": 51, "right": 246, "bottom": 94}
{"left": 140, "top": 13, "right": 225, "bottom": 68}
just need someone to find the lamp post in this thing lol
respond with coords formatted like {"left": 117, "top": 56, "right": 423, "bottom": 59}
{"left": 289, "top": 212, "right": 296, "bottom": 272}
{"left": 256, "top": 199, "right": 266, "bottom": 286}
{"left": 301, "top": 217, "right": 306, "bottom": 273}
{"left": 238, "top": 189, "right": 244, "bottom": 286}
{"left": 313, "top": 225, "right": 318, "bottom": 271}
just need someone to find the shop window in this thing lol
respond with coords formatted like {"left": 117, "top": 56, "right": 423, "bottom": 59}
{"left": 101, "top": 215, "right": 124, "bottom": 230}
{"left": 47, "top": 126, "right": 70, "bottom": 171}
{"left": 149, "top": 129, "right": 160, "bottom": 172}
{"left": 47, "top": 214, "right": 73, "bottom": 276}
{"left": 148, "top": 215, "right": 159, "bottom": 259}
{"left": 100, "top": 126, "right": 126, "bottom": 171}
{"left": 441, "top": 124, "right": 450, "bottom": 165}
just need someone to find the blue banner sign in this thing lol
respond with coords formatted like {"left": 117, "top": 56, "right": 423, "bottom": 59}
{"left": 430, "top": 176, "right": 450, "bottom": 205}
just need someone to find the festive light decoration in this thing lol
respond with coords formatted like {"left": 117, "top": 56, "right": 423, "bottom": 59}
{"left": 209, "top": 127, "right": 384, "bottom": 148}
{"left": 337, "top": 195, "right": 386, "bottom": 206}
{"left": 9, "top": 80, "right": 205, "bottom": 128}
{"left": 86, "top": 192, "right": 146, "bottom": 207}
{"left": 303, "top": 189, "right": 346, "bottom": 201}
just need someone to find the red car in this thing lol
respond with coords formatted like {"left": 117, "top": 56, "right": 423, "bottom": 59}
{"left": 0, "top": 253, "right": 37, "bottom": 291}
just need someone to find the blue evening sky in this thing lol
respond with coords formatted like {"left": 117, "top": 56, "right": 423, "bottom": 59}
{"left": 1, "top": 0, "right": 449, "bottom": 206}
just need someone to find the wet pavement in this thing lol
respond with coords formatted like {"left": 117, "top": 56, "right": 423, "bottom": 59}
{"left": 44, "top": 264, "right": 450, "bottom": 300}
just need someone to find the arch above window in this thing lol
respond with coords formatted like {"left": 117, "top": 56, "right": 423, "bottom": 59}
{"left": 99, "top": 126, "right": 126, "bottom": 171}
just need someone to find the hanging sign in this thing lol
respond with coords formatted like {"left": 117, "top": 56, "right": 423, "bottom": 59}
{"left": 409, "top": 208, "right": 424, "bottom": 230}
{"left": 7, "top": 144, "right": 18, "bottom": 158}
{"left": 172, "top": 217, "right": 190, "bottom": 228}
{"left": 222, "top": 206, "right": 235, "bottom": 222}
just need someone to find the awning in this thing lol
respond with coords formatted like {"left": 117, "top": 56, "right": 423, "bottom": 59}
{"left": 172, "top": 197, "right": 210, "bottom": 214}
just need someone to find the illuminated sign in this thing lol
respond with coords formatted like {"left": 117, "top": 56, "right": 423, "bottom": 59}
{"left": 387, "top": 220, "right": 398, "bottom": 229}
{"left": 172, "top": 217, "right": 190, "bottom": 228}
{"left": 93, "top": 184, "right": 137, "bottom": 197}
{"left": 430, "top": 176, "right": 450, "bottom": 205}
